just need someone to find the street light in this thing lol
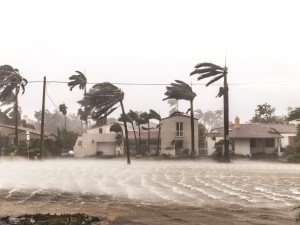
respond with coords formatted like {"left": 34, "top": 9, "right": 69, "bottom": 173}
{"left": 26, "top": 131, "right": 30, "bottom": 160}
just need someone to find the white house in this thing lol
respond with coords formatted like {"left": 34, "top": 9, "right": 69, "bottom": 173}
{"left": 206, "top": 116, "right": 297, "bottom": 157}
{"left": 160, "top": 114, "right": 199, "bottom": 156}
{"left": 73, "top": 123, "right": 119, "bottom": 157}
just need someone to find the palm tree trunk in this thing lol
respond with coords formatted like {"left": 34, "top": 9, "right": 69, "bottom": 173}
{"left": 14, "top": 86, "right": 20, "bottom": 146}
{"left": 223, "top": 74, "right": 230, "bottom": 162}
{"left": 157, "top": 124, "right": 161, "bottom": 155}
{"left": 65, "top": 115, "right": 67, "bottom": 131}
{"left": 120, "top": 100, "right": 131, "bottom": 165}
{"left": 223, "top": 91, "right": 230, "bottom": 161}
{"left": 138, "top": 125, "right": 141, "bottom": 155}
{"left": 131, "top": 121, "right": 138, "bottom": 155}
{"left": 190, "top": 100, "right": 195, "bottom": 156}
{"left": 148, "top": 121, "right": 150, "bottom": 155}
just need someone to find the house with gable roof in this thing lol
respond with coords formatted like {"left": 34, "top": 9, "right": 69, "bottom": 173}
{"left": 206, "top": 116, "right": 297, "bottom": 157}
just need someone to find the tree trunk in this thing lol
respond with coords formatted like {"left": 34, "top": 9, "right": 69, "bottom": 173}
{"left": 131, "top": 121, "right": 138, "bottom": 155}
{"left": 190, "top": 100, "right": 195, "bottom": 156}
{"left": 157, "top": 123, "right": 161, "bottom": 155}
{"left": 14, "top": 86, "right": 20, "bottom": 146}
{"left": 120, "top": 100, "right": 131, "bottom": 165}
{"left": 148, "top": 121, "right": 150, "bottom": 155}
{"left": 138, "top": 125, "right": 141, "bottom": 155}
{"left": 223, "top": 74, "right": 230, "bottom": 162}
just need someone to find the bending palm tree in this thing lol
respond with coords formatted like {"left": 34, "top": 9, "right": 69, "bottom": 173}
{"left": 190, "top": 62, "right": 230, "bottom": 162}
{"left": 149, "top": 109, "right": 161, "bottom": 155}
{"left": 0, "top": 65, "right": 27, "bottom": 146}
{"left": 68, "top": 71, "right": 87, "bottom": 94}
{"left": 118, "top": 113, "right": 138, "bottom": 155}
{"left": 59, "top": 103, "right": 68, "bottom": 131}
{"left": 163, "top": 80, "right": 197, "bottom": 156}
{"left": 128, "top": 110, "right": 144, "bottom": 155}
{"left": 140, "top": 112, "right": 152, "bottom": 155}
{"left": 68, "top": 71, "right": 89, "bottom": 130}
{"left": 78, "top": 82, "right": 131, "bottom": 164}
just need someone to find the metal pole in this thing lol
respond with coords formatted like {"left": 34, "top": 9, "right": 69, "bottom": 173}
{"left": 40, "top": 76, "right": 46, "bottom": 160}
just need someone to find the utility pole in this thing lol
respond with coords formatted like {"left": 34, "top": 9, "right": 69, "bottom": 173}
{"left": 40, "top": 76, "right": 46, "bottom": 160}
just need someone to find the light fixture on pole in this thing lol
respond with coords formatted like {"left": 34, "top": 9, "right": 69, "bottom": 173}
{"left": 26, "top": 131, "right": 30, "bottom": 160}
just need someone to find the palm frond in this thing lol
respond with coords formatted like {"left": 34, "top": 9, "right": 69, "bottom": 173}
{"left": 194, "top": 62, "right": 223, "bottom": 70}
{"left": 197, "top": 70, "right": 224, "bottom": 80}
{"left": 206, "top": 74, "right": 225, "bottom": 86}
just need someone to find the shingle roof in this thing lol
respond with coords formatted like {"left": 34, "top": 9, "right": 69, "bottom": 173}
{"left": 207, "top": 124, "right": 296, "bottom": 138}
{"left": 128, "top": 131, "right": 159, "bottom": 140}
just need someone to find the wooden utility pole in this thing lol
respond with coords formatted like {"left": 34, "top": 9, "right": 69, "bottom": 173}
{"left": 40, "top": 76, "right": 46, "bottom": 160}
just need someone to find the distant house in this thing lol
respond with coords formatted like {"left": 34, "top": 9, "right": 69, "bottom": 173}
{"left": 73, "top": 114, "right": 200, "bottom": 158}
{"left": 73, "top": 123, "right": 118, "bottom": 157}
{"left": 128, "top": 130, "right": 159, "bottom": 155}
{"left": 0, "top": 124, "right": 53, "bottom": 148}
{"left": 206, "top": 116, "right": 297, "bottom": 157}
{"left": 160, "top": 114, "right": 199, "bottom": 156}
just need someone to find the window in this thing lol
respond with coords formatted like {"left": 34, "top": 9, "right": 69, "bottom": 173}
{"left": 176, "top": 122, "right": 183, "bottom": 137}
{"left": 250, "top": 138, "right": 256, "bottom": 148}
{"left": 99, "top": 128, "right": 103, "bottom": 133}
{"left": 288, "top": 136, "right": 296, "bottom": 146}
{"left": 265, "top": 138, "right": 275, "bottom": 148}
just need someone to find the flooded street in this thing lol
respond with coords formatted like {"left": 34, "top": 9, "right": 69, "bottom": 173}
{"left": 0, "top": 159, "right": 299, "bottom": 224}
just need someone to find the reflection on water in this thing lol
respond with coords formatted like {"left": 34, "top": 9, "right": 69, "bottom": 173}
{"left": 0, "top": 159, "right": 299, "bottom": 207}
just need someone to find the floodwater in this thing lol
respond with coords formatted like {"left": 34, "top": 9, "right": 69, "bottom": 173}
{"left": 0, "top": 159, "right": 299, "bottom": 209}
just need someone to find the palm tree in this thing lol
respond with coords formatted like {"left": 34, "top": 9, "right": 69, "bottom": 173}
{"left": 77, "top": 108, "right": 89, "bottom": 134}
{"left": 59, "top": 103, "right": 68, "bottom": 131}
{"left": 0, "top": 65, "right": 27, "bottom": 146}
{"left": 149, "top": 109, "right": 161, "bottom": 155}
{"left": 140, "top": 112, "right": 152, "bottom": 155}
{"left": 163, "top": 80, "right": 197, "bottom": 156}
{"left": 78, "top": 82, "right": 131, "bottom": 164}
{"left": 68, "top": 71, "right": 89, "bottom": 131}
{"left": 128, "top": 110, "right": 144, "bottom": 155}
{"left": 118, "top": 113, "right": 138, "bottom": 154}
{"left": 190, "top": 62, "right": 230, "bottom": 162}
{"left": 68, "top": 71, "right": 87, "bottom": 94}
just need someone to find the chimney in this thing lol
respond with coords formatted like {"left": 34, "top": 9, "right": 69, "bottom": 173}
{"left": 234, "top": 116, "right": 240, "bottom": 128}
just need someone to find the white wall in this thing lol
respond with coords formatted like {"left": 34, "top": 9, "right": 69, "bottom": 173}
{"left": 234, "top": 139, "right": 251, "bottom": 155}
{"left": 206, "top": 136, "right": 222, "bottom": 155}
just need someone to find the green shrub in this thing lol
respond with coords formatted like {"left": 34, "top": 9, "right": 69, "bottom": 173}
{"left": 286, "top": 154, "right": 300, "bottom": 163}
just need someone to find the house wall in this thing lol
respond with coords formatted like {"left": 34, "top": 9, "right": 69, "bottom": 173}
{"left": 281, "top": 133, "right": 296, "bottom": 147}
{"left": 0, "top": 126, "right": 41, "bottom": 145}
{"left": 160, "top": 115, "right": 198, "bottom": 156}
{"left": 74, "top": 133, "right": 117, "bottom": 157}
{"left": 234, "top": 139, "right": 251, "bottom": 155}
{"left": 206, "top": 136, "right": 222, "bottom": 155}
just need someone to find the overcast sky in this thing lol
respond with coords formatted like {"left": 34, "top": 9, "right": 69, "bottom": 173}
{"left": 1, "top": 0, "right": 300, "bottom": 123}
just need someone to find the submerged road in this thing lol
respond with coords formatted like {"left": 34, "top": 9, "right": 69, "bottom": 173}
{"left": 0, "top": 159, "right": 299, "bottom": 208}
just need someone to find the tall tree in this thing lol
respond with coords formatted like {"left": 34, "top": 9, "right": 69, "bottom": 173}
{"left": 250, "top": 103, "right": 284, "bottom": 124}
{"left": 163, "top": 80, "right": 197, "bottom": 156}
{"left": 68, "top": 71, "right": 87, "bottom": 94}
{"left": 118, "top": 113, "right": 138, "bottom": 154}
{"left": 78, "top": 82, "right": 131, "bottom": 164}
{"left": 140, "top": 111, "right": 152, "bottom": 155}
{"left": 0, "top": 65, "right": 27, "bottom": 146}
{"left": 190, "top": 62, "right": 230, "bottom": 162}
{"left": 77, "top": 108, "right": 89, "bottom": 133}
{"left": 128, "top": 110, "right": 145, "bottom": 155}
{"left": 59, "top": 103, "right": 68, "bottom": 130}
{"left": 287, "top": 107, "right": 300, "bottom": 122}
{"left": 149, "top": 109, "right": 161, "bottom": 155}
{"left": 68, "top": 71, "right": 89, "bottom": 131}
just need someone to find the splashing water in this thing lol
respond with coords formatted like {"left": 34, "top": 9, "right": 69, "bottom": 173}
{"left": 0, "top": 159, "right": 299, "bottom": 208}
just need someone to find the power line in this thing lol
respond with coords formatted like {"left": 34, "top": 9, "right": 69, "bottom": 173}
{"left": 46, "top": 83, "right": 58, "bottom": 109}
{"left": 26, "top": 80, "right": 300, "bottom": 86}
